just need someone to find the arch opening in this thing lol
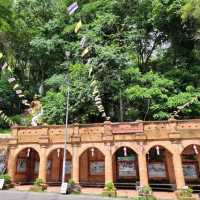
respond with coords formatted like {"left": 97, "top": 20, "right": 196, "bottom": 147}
{"left": 47, "top": 148, "right": 72, "bottom": 185}
{"left": 181, "top": 145, "right": 200, "bottom": 192}
{"left": 146, "top": 146, "right": 176, "bottom": 191}
{"left": 113, "top": 147, "right": 139, "bottom": 189}
{"left": 15, "top": 148, "right": 40, "bottom": 184}
{"left": 79, "top": 147, "right": 105, "bottom": 187}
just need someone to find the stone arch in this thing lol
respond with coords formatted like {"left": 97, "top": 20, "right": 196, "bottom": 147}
{"left": 145, "top": 141, "right": 174, "bottom": 155}
{"left": 14, "top": 146, "right": 40, "bottom": 184}
{"left": 181, "top": 144, "right": 200, "bottom": 191}
{"left": 112, "top": 143, "right": 139, "bottom": 156}
{"left": 146, "top": 144, "right": 176, "bottom": 191}
{"left": 112, "top": 146, "right": 139, "bottom": 188}
{"left": 78, "top": 143, "right": 106, "bottom": 158}
{"left": 79, "top": 147, "right": 105, "bottom": 186}
{"left": 46, "top": 147, "right": 72, "bottom": 185}
{"left": 46, "top": 145, "right": 72, "bottom": 158}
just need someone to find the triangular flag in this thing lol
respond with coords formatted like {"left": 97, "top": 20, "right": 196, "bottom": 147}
{"left": 75, "top": 20, "right": 82, "bottom": 33}
{"left": 0, "top": 53, "right": 3, "bottom": 59}
{"left": 67, "top": 2, "right": 78, "bottom": 15}
{"left": 8, "top": 77, "right": 16, "bottom": 83}
{"left": 81, "top": 47, "right": 90, "bottom": 57}
{"left": 13, "top": 84, "right": 19, "bottom": 90}
{"left": 16, "top": 90, "right": 22, "bottom": 94}
{"left": 1, "top": 62, "right": 7, "bottom": 70}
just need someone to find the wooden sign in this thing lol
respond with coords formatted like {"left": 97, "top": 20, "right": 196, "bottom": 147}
{"left": 0, "top": 179, "right": 5, "bottom": 190}
{"left": 60, "top": 183, "right": 69, "bottom": 194}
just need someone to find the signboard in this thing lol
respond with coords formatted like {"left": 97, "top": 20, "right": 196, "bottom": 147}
{"left": 117, "top": 156, "right": 135, "bottom": 161}
{"left": 148, "top": 163, "right": 167, "bottom": 178}
{"left": 183, "top": 164, "right": 198, "bottom": 179}
{"left": 90, "top": 161, "right": 105, "bottom": 175}
{"left": 60, "top": 182, "right": 69, "bottom": 194}
{"left": 0, "top": 179, "right": 4, "bottom": 190}
{"left": 118, "top": 162, "right": 136, "bottom": 177}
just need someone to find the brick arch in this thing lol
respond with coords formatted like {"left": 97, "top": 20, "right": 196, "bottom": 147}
{"left": 181, "top": 140, "right": 200, "bottom": 153}
{"left": 181, "top": 143, "right": 200, "bottom": 154}
{"left": 46, "top": 145, "right": 72, "bottom": 158}
{"left": 111, "top": 143, "right": 139, "bottom": 156}
{"left": 78, "top": 143, "right": 106, "bottom": 158}
{"left": 13, "top": 145, "right": 41, "bottom": 161}
{"left": 145, "top": 141, "right": 174, "bottom": 154}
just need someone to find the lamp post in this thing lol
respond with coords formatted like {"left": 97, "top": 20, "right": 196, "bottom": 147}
{"left": 61, "top": 78, "right": 70, "bottom": 184}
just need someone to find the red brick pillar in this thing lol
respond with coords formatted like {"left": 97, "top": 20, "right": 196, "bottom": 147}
{"left": 38, "top": 146, "right": 47, "bottom": 182}
{"left": 72, "top": 144, "right": 79, "bottom": 184}
{"left": 138, "top": 151, "right": 148, "bottom": 186}
{"left": 7, "top": 147, "right": 16, "bottom": 183}
{"left": 172, "top": 151, "right": 185, "bottom": 189}
{"left": 105, "top": 143, "right": 113, "bottom": 183}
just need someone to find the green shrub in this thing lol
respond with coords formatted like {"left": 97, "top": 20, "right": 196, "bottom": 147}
{"left": 176, "top": 187, "right": 196, "bottom": 200}
{"left": 30, "top": 178, "right": 47, "bottom": 192}
{"left": 102, "top": 182, "right": 117, "bottom": 197}
{"left": 68, "top": 178, "right": 75, "bottom": 186}
{"left": 34, "top": 178, "right": 44, "bottom": 186}
{"left": 135, "top": 186, "right": 157, "bottom": 200}
{"left": 0, "top": 174, "right": 11, "bottom": 184}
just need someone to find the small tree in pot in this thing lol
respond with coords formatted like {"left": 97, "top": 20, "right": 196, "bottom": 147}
{"left": 102, "top": 182, "right": 117, "bottom": 197}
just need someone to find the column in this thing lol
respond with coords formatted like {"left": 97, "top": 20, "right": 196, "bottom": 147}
{"left": 138, "top": 151, "right": 148, "bottom": 186}
{"left": 105, "top": 143, "right": 113, "bottom": 183}
{"left": 7, "top": 147, "right": 16, "bottom": 183}
{"left": 38, "top": 147, "right": 47, "bottom": 182}
{"left": 172, "top": 152, "right": 185, "bottom": 189}
{"left": 72, "top": 145, "right": 79, "bottom": 183}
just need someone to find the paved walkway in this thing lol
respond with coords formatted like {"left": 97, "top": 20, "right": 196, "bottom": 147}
{"left": 10, "top": 185, "right": 200, "bottom": 199}
{"left": 0, "top": 190, "right": 128, "bottom": 200}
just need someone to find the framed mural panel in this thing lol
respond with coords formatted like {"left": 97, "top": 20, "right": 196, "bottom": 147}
{"left": 90, "top": 161, "right": 105, "bottom": 175}
{"left": 0, "top": 155, "right": 6, "bottom": 174}
{"left": 118, "top": 162, "right": 136, "bottom": 177}
{"left": 34, "top": 160, "right": 39, "bottom": 174}
{"left": 148, "top": 163, "right": 167, "bottom": 178}
{"left": 17, "top": 159, "right": 26, "bottom": 173}
{"left": 183, "top": 164, "right": 198, "bottom": 179}
{"left": 47, "top": 160, "right": 52, "bottom": 175}
{"left": 65, "top": 161, "right": 72, "bottom": 174}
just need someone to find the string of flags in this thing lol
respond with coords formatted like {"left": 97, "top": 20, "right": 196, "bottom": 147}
{"left": 0, "top": 53, "right": 31, "bottom": 126}
{"left": 67, "top": 1, "right": 110, "bottom": 120}
{"left": 170, "top": 95, "right": 200, "bottom": 119}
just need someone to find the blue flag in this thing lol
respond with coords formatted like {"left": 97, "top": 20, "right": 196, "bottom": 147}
{"left": 67, "top": 2, "right": 78, "bottom": 15}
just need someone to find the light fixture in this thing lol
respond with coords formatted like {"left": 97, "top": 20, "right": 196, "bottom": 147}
{"left": 57, "top": 149, "right": 60, "bottom": 158}
{"left": 193, "top": 145, "right": 198, "bottom": 155}
{"left": 123, "top": 147, "right": 127, "bottom": 157}
{"left": 91, "top": 148, "right": 95, "bottom": 157}
{"left": 27, "top": 148, "right": 30, "bottom": 157}
{"left": 156, "top": 146, "right": 160, "bottom": 156}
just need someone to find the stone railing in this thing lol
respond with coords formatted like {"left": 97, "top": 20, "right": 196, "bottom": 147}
{"left": 9, "top": 119, "right": 200, "bottom": 145}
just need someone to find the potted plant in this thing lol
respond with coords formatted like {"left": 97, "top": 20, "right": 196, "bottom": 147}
{"left": 176, "top": 187, "right": 197, "bottom": 200}
{"left": 135, "top": 186, "right": 157, "bottom": 200}
{"left": 68, "top": 179, "right": 81, "bottom": 194}
{"left": 102, "top": 182, "right": 117, "bottom": 197}
{"left": 0, "top": 174, "right": 13, "bottom": 189}
{"left": 30, "top": 178, "right": 47, "bottom": 192}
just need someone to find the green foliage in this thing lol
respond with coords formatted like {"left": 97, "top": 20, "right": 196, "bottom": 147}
{"left": 1, "top": 0, "right": 200, "bottom": 126}
{"left": 135, "top": 186, "right": 157, "bottom": 200}
{"left": 34, "top": 178, "right": 44, "bottom": 186}
{"left": 0, "top": 174, "right": 11, "bottom": 184}
{"left": 176, "top": 187, "right": 196, "bottom": 200}
{"left": 102, "top": 182, "right": 117, "bottom": 197}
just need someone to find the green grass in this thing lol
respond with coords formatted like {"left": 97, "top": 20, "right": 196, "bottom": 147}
{"left": 0, "top": 129, "right": 11, "bottom": 135}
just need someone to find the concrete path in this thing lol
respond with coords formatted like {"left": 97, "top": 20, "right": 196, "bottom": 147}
{"left": 0, "top": 190, "right": 128, "bottom": 200}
